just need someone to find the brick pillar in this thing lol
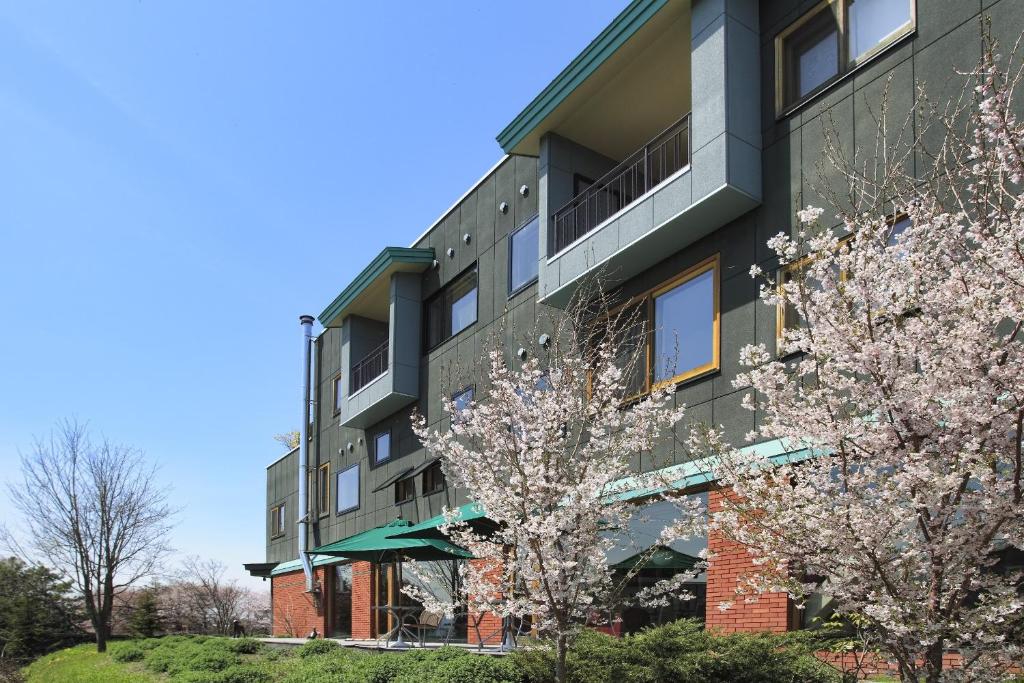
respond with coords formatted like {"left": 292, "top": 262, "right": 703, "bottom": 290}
{"left": 350, "top": 561, "right": 375, "bottom": 640}
{"left": 271, "top": 567, "right": 327, "bottom": 637}
{"left": 467, "top": 558, "right": 504, "bottom": 645}
{"left": 705, "top": 487, "right": 793, "bottom": 633}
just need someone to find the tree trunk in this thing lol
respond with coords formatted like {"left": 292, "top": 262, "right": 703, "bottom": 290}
{"left": 555, "top": 633, "right": 568, "bottom": 683}
{"left": 95, "top": 622, "right": 108, "bottom": 653}
{"left": 924, "top": 640, "right": 945, "bottom": 683}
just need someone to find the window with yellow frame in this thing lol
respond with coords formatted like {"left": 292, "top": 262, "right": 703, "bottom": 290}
{"left": 775, "top": 215, "right": 911, "bottom": 347}
{"left": 600, "top": 255, "right": 721, "bottom": 400}
{"left": 317, "top": 462, "right": 330, "bottom": 517}
{"left": 775, "top": 0, "right": 915, "bottom": 116}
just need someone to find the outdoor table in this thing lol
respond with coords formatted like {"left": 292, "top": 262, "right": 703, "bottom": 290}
{"left": 373, "top": 604, "right": 422, "bottom": 648}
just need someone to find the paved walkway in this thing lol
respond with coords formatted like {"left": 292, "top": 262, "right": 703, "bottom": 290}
{"left": 258, "top": 637, "right": 510, "bottom": 656}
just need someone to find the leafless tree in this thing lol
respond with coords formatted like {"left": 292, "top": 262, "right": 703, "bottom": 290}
{"left": 180, "top": 556, "right": 245, "bottom": 636}
{"left": 3, "top": 420, "right": 175, "bottom": 652}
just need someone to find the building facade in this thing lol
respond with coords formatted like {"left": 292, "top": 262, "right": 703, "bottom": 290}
{"left": 248, "top": 0, "right": 1021, "bottom": 642}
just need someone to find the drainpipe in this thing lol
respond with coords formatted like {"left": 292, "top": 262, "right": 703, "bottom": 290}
{"left": 298, "top": 314, "right": 315, "bottom": 592}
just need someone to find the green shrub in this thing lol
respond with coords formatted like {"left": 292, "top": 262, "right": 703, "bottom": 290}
{"left": 294, "top": 639, "right": 341, "bottom": 659}
{"left": 512, "top": 619, "right": 840, "bottom": 683}
{"left": 350, "top": 655, "right": 407, "bottom": 683}
{"left": 109, "top": 642, "right": 145, "bottom": 662}
{"left": 224, "top": 638, "right": 263, "bottom": 655}
{"left": 421, "top": 653, "right": 524, "bottom": 683}
{"left": 213, "top": 663, "right": 275, "bottom": 683}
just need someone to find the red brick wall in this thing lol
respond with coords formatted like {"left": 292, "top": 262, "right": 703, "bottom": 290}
{"left": 271, "top": 567, "right": 327, "bottom": 637}
{"left": 467, "top": 558, "right": 504, "bottom": 645}
{"left": 705, "top": 487, "right": 792, "bottom": 633}
{"left": 351, "top": 561, "right": 374, "bottom": 640}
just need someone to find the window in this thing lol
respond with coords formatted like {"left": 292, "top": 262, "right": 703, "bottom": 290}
{"left": 509, "top": 215, "right": 539, "bottom": 294}
{"left": 373, "top": 430, "right": 391, "bottom": 465}
{"left": 651, "top": 257, "right": 719, "bottom": 387}
{"left": 422, "top": 462, "right": 445, "bottom": 494}
{"left": 317, "top": 463, "right": 330, "bottom": 516}
{"left": 270, "top": 503, "right": 286, "bottom": 538}
{"left": 333, "top": 375, "right": 343, "bottom": 415}
{"left": 336, "top": 464, "right": 359, "bottom": 514}
{"left": 776, "top": 0, "right": 914, "bottom": 114}
{"left": 451, "top": 386, "right": 474, "bottom": 428}
{"left": 425, "top": 265, "right": 478, "bottom": 348}
{"left": 395, "top": 477, "right": 415, "bottom": 505}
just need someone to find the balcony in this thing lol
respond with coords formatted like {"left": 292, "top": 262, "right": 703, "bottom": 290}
{"left": 350, "top": 340, "right": 389, "bottom": 395}
{"left": 496, "top": 0, "right": 763, "bottom": 307}
{"left": 318, "top": 247, "right": 434, "bottom": 429}
{"left": 550, "top": 115, "right": 690, "bottom": 256}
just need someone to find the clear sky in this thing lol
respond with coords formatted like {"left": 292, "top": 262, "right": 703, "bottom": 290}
{"left": 0, "top": 1, "right": 628, "bottom": 589}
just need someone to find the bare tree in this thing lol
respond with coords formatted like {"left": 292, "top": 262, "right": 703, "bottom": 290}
{"left": 3, "top": 420, "right": 175, "bottom": 652}
{"left": 180, "top": 556, "right": 245, "bottom": 636}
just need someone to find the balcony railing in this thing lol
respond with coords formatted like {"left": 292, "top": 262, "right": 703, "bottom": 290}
{"left": 549, "top": 114, "right": 691, "bottom": 256}
{"left": 349, "top": 340, "right": 389, "bottom": 394}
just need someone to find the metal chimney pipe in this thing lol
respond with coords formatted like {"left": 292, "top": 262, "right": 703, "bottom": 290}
{"left": 298, "top": 314, "right": 315, "bottom": 592}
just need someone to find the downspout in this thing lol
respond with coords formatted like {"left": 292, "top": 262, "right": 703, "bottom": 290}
{"left": 298, "top": 314, "right": 315, "bottom": 592}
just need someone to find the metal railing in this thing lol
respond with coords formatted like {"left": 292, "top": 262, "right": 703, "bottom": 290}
{"left": 549, "top": 114, "right": 691, "bottom": 256}
{"left": 349, "top": 340, "right": 389, "bottom": 394}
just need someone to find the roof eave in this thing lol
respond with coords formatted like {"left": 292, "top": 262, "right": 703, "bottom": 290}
{"left": 317, "top": 247, "right": 435, "bottom": 328}
{"left": 495, "top": 0, "right": 668, "bottom": 154}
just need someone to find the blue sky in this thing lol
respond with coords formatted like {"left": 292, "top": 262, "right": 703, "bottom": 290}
{"left": 0, "top": 1, "right": 627, "bottom": 588}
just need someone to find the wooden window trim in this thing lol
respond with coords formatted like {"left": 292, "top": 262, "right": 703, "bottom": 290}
{"left": 774, "top": 0, "right": 916, "bottom": 118}
{"left": 649, "top": 254, "right": 721, "bottom": 390}
{"left": 270, "top": 503, "right": 286, "bottom": 539}
{"left": 394, "top": 478, "right": 415, "bottom": 506}
{"left": 424, "top": 263, "right": 480, "bottom": 352}
{"left": 775, "top": 213, "right": 910, "bottom": 349}
{"left": 592, "top": 254, "right": 721, "bottom": 401}
{"left": 317, "top": 462, "right": 331, "bottom": 518}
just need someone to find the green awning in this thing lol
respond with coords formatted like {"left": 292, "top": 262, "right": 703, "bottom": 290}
{"left": 612, "top": 545, "right": 700, "bottom": 571}
{"left": 268, "top": 554, "right": 347, "bottom": 577}
{"left": 389, "top": 502, "right": 497, "bottom": 541}
{"left": 311, "top": 518, "right": 473, "bottom": 562}
{"left": 602, "top": 438, "right": 819, "bottom": 504}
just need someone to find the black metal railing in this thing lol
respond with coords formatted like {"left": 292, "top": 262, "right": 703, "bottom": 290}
{"left": 349, "top": 340, "right": 389, "bottom": 394}
{"left": 549, "top": 114, "right": 691, "bottom": 256}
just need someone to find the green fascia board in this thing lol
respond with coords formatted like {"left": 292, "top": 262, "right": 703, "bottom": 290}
{"left": 317, "top": 247, "right": 435, "bottom": 327}
{"left": 494, "top": 0, "right": 667, "bottom": 153}
{"left": 269, "top": 554, "right": 347, "bottom": 576}
{"left": 604, "top": 438, "right": 824, "bottom": 503}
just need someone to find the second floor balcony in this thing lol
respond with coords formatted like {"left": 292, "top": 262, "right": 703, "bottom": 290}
{"left": 549, "top": 114, "right": 690, "bottom": 256}
{"left": 350, "top": 339, "right": 389, "bottom": 395}
{"left": 318, "top": 247, "right": 434, "bottom": 429}
{"left": 496, "top": 0, "right": 763, "bottom": 307}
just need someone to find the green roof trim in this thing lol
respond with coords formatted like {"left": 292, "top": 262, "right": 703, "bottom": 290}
{"left": 604, "top": 438, "right": 822, "bottom": 503}
{"left": 269, "top": 554, "right": 347, "bottom": 577}
{"left": 495, "top": 0, "right": 668, "bottom": 153}
{"left": 317, "top": 247, "right": 435, "bottom": 327}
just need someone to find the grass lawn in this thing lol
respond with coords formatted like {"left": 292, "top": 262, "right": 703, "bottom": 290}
{"left": 22, "top": 644, "right": 158, "bottom": 683}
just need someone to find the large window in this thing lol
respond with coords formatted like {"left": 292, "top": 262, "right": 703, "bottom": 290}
{"left": 776, "top": 0, "right": 914, "bottom": 114}
{"left": 509, "top": 215, "right": 539, "bottom": 294}
{"left": 336, "top": 464, "right": 359, "bottom": 514}
{"left": 652, "top": 259, "right": 718, "bottom": 386}
{"left": 270, "top": 503, "right": 286, "bottom": 539}
{"left": 373, "top": 430, "right": 391, "bottom": 465}
{"left": 317, "top": 463, "right": 330, "bottom": 517}
{"left": 425, "top": 265, "right": 478, "bottom": 349}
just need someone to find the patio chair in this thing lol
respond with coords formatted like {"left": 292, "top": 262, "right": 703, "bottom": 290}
{"left": 404, "top": 610, "right": 445, "bottom": 647}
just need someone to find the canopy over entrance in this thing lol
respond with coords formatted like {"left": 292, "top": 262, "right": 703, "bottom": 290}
{"left": 311, "top": 518, "right": 472, "bottom": 563}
